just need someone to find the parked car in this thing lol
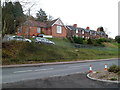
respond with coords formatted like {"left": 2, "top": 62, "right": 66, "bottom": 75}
{"left": 37, "top": 34, "right": 44, "bottom": 37}
{"left": 8, "top": 36, "right": 32, "bottom": 42}
{"left": 35, "top": 37, "right": 55, "bottom": 45}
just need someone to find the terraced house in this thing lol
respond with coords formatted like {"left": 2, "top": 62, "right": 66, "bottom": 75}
{"left": 66, "top": 24, "right": 108, "bottom": 39}
{"left": 17, "top": 18, "right": 108, "bottom": 39}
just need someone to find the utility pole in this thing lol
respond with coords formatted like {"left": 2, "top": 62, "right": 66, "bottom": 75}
{"left": 27, "top": 3, "right": 35, "bottom": 38}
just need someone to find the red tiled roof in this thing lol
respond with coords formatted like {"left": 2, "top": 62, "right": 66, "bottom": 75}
{"left": 23, "top": 20, "right": 46, "bottom": 27}
{"left": 23, "top": 19, "right": 58, "bottom": 28}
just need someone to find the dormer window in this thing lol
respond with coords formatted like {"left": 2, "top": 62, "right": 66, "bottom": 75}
{"left": 57, "top": 26, "right": 62, "bottom": 33}
{"left": 94, "top": 32, "right": 96, "bottom": 36}
{"left": 82, "top": 30, "right": 84, "bottom": 34}
{"left": 76, "top": 29, "right": 78, "bottom": 33}
{"left": 90, "top": 31, "right": 92, "bottom": 35}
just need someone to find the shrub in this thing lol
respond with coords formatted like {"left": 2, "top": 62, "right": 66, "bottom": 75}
{"left": 115, "top": 35, "right": 120, "bottom": 43}
{"left": 72, "top": 36, "right": 83, "bottom": 44}
{"left": 109, "top": 77, "right": 117, "bottom": 81}
{"left": 83, "top": 40, "right": 88, "bottom": 45}
{"left": 108, "top": 64, "right": 120, "bottom": 73}
{"left": 87, "top": 38, "right": 93, "bottom": 45}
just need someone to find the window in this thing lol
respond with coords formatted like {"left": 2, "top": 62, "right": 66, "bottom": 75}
{"left": 37, "top": 28, "right": 41, "bottom": 33}
{"left": 82, "top": 36, "right": 84, "bottom": 38}
{"left": 57, "top": 26, "right": 62, "bottom": 33}
{"left": 18, "top": 27, "right": 22, "bottom": 33}
{"left": 90, "top": 31, "right": 92, "bottom": 35}
{"left": 94, "top": 32, "right": 96, "bottom": 36}
{"left": 76, "top": 35, "right": 78, "bottom": 37}
{"left": 82, "top": 30, "right": 84, "bottom": 34}
{"left": 76, "top": 29, "right": 78, "bottom": 33}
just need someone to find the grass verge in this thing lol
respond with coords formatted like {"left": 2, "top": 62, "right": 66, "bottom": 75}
{"left": 2, "top": 38, "right": 119, "bottom": 65}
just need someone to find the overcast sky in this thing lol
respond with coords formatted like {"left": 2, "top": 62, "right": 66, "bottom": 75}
{"left": 2, "top": 0, "right": 120, "bottom": 38}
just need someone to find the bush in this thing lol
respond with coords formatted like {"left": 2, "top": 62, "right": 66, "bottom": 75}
{"left": 83, "top": 40, "right": 88, "bottom": 45}
{"left": 87, "top": 38, "right": 93, "bottom": 44}
{"left": 115, "top": 35, "right": 120, "bottom": 43}
{"left": 109, "top": 77, "right": 117, "bottom": 81}
{"left": 72, "top": 36, "right": 83, "bottom": 44}
{"left": 108, "top": 64, "right": 120, "bottom": 73}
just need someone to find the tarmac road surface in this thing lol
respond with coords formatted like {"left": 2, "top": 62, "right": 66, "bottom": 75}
{"left": 2, "top": 73, "right": 119, "bottom": 88}
{"left": 2, "top": 59, "right": 118, "bottom": 84}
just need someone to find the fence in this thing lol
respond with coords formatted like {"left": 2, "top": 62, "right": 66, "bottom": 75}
{"left": 74, "top": 43, "right": 118, "bottom": 51}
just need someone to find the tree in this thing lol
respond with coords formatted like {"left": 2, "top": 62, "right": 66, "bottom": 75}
{"left": 48, "top": 15, "right": 54, "bottom": 21}
{"left": 2, "top": 1, "right": 25, "bottom": 36}
{"left": 36, "top": 8, "right": 48, "bottom": 22}
{"left": 2, "top": 2, "right": 15, "bottom": 35}
{"left": 13, "top": 2, "right": 25, "bottom": 27}
{"left": 115, "top": 35, "right": 120, "bottom": 43}
{"left": 99, "top": 26, "right": 104, "bottom": 32}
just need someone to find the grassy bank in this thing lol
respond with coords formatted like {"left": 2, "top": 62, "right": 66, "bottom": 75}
{"left": 2, "top": 38, "right": 119, "bottom": 65}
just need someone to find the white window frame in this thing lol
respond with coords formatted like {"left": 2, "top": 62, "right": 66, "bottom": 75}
{"left": 90, "top": 31, "right": 92, "bottom": 35}
{"left": 82, "top": 36, "right": 84, "bottom": 38}
{"left": 94, "top": 32, "right": 96, "bottom": 36}
{"left": 37, "top": 27, "right": 41, "bottom": 33}
{"left": 82, "top": 30, "right": 84, "bottom": 34}
{"left": 76, "top": 29, "right": 78, "bottom": 33}
{"left": 57, "top": 26, "right": 62, "bottom": 33}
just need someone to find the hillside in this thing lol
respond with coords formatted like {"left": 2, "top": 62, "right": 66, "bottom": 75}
{"left": 2, "top": 38, "right": 119, "bottom": 65}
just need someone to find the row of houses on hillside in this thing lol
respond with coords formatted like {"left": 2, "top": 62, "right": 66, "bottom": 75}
{"left": 17, "top": 18, "right": 108, "bottom": 39}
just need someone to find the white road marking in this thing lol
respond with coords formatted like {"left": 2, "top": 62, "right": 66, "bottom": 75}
{"left": 13, "top": 70, "right": 33, "bottom": 73}
{"left": 34, "top": 68, "right": 54, "bottom": 71}
{"left": 69, "top": 65, "right": 87, "bottom": 68}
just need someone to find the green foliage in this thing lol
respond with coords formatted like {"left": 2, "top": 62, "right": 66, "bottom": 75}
{"left": 115, "top": 35, "right": 120, "bottom": 43}
{"left": 108, "top": 65, "right": 120, "bottom": 73}
{"left": 72, "top": 36, "right": 83, "bottom": 44}
{"left": 83, "top": 40, "right": 88, "bottom": 44}
{"left": 109, "top": 77, "right": 117, "bottom": 81}
{"left": 2, "top": 1, "right": 25, "bottom": 36}
{"left": 36, "top": 8, "right": 48, "bottom": 22}
{"left": 99, "top": 27, "right": 104, "bottom": 32}
{"left": 2, "top": 38, "right": 118, "bottom": 65}
{"left": 87, "top": 38, "right": 93, "bottom": 44}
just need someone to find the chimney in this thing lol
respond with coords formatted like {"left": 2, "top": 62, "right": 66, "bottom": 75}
{"left": 86, "top": 27, "right": 90, "bottom": 30}
{"left": 97, "top": 27, "right": 100, "bottom": 32}
{"left": 73, "top": 24, "right": 77, "bottom": 28}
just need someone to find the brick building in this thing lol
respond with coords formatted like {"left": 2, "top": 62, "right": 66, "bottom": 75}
{"left": 17, "top": 18, "right": 67, "bottom": 38}
{"left": 66, "top": 24, "right": 108, "bottom": 39}
{"left": 17, "top": 18, "right": 108, "bottom": 39}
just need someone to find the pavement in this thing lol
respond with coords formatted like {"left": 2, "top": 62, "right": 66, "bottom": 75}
{"left": 2, "top": 73, "right": 119, "bottom": 88}
{"left": 1, "top": 58, "right": 119, "bottom": 68}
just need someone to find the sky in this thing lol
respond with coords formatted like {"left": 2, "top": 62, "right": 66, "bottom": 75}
{"left": 2, "top": 0, "right": 120, "bottom": 38}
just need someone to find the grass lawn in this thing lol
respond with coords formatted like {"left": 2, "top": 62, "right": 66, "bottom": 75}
{"left": 2, "top": 38, "right": 119, "bottom": 65}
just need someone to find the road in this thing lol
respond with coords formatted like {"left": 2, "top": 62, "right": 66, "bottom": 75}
{"left": 2, "top": 59, "right": 118, "bottom": 84}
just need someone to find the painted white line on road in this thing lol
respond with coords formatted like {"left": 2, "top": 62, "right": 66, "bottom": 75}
{"left": 13, "top": 70, "right": 33, "bottom": 73}
{"left": 69, "top": 65, "right": 87, "bottom": 68}
{"left": 34, "top": 68, "right": 54, "bottom": 71}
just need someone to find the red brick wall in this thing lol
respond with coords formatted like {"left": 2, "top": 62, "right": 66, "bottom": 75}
{"left": 17, "top": 26, "right": 46, "bottom": 37}
{"left": 51, "top": 25, "right": 67, "bottom": 38}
